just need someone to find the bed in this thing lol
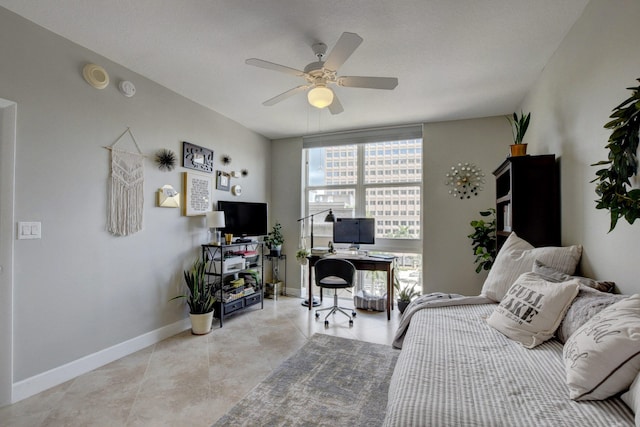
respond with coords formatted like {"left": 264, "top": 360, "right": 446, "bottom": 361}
{"left": 383, "top": 303, "right": 635, "bottom": 426}
{"left": 383, "top": 232, "right": 640, "bottom": 426}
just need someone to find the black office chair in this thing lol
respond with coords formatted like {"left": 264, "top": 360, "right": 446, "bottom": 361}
{"left": 314, "top": 258, "right": 357, "bottom": 327}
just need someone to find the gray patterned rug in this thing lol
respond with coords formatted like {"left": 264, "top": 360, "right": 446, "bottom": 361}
{"left": 212, "top": 333, "right": 400, "bottom": 426}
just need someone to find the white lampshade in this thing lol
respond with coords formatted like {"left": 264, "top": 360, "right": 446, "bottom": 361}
{"left": 206, "top": 211, "right": 225, "bottom": 228}
{"left": 307, "top": 86, "right": 334, "bottom": 109}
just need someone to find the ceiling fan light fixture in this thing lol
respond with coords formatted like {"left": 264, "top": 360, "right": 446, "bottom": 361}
{"left": 307, "top": 86, "right": 334, "bottom": 109}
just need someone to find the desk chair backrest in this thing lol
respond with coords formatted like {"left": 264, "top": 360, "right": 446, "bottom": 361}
{"left": 314, "top": 258, "right": 356, "bottom": 289}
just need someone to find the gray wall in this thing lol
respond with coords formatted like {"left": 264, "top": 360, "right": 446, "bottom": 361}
{"left": 0, "top": 8, "right": 270, "bottom": 385}
{"left": 422, "top": 118, "right": 511, "bottom": 296}
{"left": 521, "top": 0, "right": 640, "bottom": 295}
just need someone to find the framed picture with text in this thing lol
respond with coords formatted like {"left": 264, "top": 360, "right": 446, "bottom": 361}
{"left": 182, "top": 141, "right": 214, "bottom": 173}
{"left": 182, "top": 172, "right": 213, "bottom": 216}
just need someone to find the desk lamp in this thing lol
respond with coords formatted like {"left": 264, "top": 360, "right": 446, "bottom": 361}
{"left": 297, "top": 208, "right": 335, "bottom": 306}
{"left": 206, "top": 211, "right": 226, "bottom": 245}
{"left": 297, "top": 208, "right": 335, "bottom": 249}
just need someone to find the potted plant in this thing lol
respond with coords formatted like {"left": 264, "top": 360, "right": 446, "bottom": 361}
{"left": 506, "top": 111, "right": 531, "bottom": 156}
{"left": 296, "top": 248, "right": 310, "bottom": 265}
{"left": 468, "top": 208, "right": 497, "bottom": 273}
{"left": 394, "top": 274, "right": 420, "bottom": 314}
{"left": 266, "top": 222, "right": 284, "bottom": 256}
{"left": 170, "top": 259, "right": 215, "bottom": 335}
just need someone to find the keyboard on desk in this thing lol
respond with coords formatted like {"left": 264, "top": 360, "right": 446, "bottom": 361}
{"left": 369, "top": 254, "right": 395, "bottom": 260}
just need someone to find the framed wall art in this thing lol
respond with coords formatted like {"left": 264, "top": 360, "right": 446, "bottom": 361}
{"left": 216, "top": 171, "right": 231, "bottom": 191}
{"left": 182, "top": 141, "right": 214, "bottom": 173}
{"left": 182, "top": 172, "right": 213, "bottom": 216}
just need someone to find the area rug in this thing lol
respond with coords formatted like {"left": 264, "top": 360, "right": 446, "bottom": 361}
{"left": 212, "top": 334, "right": 400, "bottom": 426}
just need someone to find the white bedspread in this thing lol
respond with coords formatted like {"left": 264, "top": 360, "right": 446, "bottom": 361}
{"left": 384, "top": 303, "right": 634, "bottom": 427}
{"left": 392, "top": 292, "right": 493, "bottom": 349}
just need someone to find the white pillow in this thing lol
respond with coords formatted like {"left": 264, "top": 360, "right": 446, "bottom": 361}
{"left": 563, "top": 294, "right": 640, "bottom": 400}
{"left": 621, "top": 373, "right": 640, "bottom": 426}
{"left": 480, "top": 232, "right": 582, "bottom": 302}
{"left": 486, "top": 272, "right": 579, "bottom": 348}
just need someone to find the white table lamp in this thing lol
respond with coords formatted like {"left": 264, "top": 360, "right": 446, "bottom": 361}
{"left": 206, "top": 211, "right": 226, "bottom": 245}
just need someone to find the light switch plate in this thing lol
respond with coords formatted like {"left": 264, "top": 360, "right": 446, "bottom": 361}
{"left": 18, "top": 221, "right": 41, "bottom": 239}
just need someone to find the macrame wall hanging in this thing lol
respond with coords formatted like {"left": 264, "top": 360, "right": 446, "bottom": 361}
{"left": 106, "top": 128, "right": 145, "bottom": 236}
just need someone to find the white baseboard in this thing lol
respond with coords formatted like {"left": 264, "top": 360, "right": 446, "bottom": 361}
{"left": 12, "top": 318, "right": 191, "bottom": 403}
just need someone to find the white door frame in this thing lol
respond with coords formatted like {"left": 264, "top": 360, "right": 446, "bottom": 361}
{"left": 0, "top": 99, "right": 16, "bottom": 406}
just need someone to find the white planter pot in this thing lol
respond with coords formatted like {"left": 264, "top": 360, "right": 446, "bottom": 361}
{"left": 190, "top": 312, "right": 213, "bottom": 335}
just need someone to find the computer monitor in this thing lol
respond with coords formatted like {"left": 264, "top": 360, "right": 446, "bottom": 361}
{"left": 332, "top": 218, "right": 375, "bottom": 249}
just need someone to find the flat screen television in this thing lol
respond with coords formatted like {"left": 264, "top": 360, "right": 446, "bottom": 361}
{"left": 332, "top": 217, "right": 375, "bottom": 249}
{"left": 217, "top": 201, "right": 268, "bottom": 238}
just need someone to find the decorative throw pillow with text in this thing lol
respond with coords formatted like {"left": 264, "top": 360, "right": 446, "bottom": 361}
{"left": 563, "top": 294, "right": 640, "bottom": 400}
{"left": 487, "top": 272, "right": 580, "bottom": 348}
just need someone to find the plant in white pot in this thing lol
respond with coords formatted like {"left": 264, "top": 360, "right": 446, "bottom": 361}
{"left": 170, "top": 259, "right": 215, "bottom": 335}
{"left": 296, "top": 248, "right": 310, "bottom": 265}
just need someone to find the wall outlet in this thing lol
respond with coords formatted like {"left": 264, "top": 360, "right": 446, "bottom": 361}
{"left": 17, "top": 221, "right": 41, "bottom": 239}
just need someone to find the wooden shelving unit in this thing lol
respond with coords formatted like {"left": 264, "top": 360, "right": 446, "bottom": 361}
{"left": 493, "top": 154, "right": 560, "bottom": 251}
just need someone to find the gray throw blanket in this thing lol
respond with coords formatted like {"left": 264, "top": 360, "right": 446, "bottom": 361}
{"left": 392, "top": 292, "right": 493, "bottom": 348}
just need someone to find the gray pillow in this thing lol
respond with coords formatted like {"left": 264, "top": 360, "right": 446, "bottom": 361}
{"left": 532, "top": 259, "right": 615, "bottom": 293}
{"left": 556, "top": 285, "right": 626, "bottom": 343}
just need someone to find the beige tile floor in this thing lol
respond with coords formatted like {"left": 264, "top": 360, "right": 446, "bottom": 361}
{"left": 0, "top": 296, "right": 401, "bottom": 427}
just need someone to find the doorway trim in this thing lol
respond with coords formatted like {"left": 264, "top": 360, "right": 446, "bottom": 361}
{"left": 0, "top": 98, "right": 16, "bottom": 406}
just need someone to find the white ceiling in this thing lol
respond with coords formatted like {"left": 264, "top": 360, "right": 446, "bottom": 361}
{"left": 0, "top": 0, "right": 589, "bottom": 140}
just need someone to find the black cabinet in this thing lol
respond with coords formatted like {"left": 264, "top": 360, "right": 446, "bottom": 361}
{"left": 493, "top": 155, "right": 560, "bottom": 251}
{"left": 202, "top": 242, "right": 264, "bottom": 327}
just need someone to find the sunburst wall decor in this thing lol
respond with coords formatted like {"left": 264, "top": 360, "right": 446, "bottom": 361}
{"left": 445, "top": 162, "right": 485, "bottom": 199}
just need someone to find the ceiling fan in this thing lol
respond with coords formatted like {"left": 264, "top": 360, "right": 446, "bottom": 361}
{"left": 246, "top": 32, "right": 398, "bottom": 114}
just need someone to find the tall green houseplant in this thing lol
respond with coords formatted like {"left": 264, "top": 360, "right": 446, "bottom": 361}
{"left": 170, "top": 259, "right": 215, "bottom": 314}
{"left": 468, "top": 208, "right": 497, "bottom": 273}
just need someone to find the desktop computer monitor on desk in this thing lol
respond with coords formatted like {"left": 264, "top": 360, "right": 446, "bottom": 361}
{"left": 332, "top": 217, "right": 375, "bottom": 250}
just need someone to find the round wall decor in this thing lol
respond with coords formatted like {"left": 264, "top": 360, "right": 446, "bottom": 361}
{"left": 231, "top": 185, "right": 242, "bottom": 196}
{"left": 82, "top": 63, "right": 109, "bottom": 89}
{"left": 445, "top": 162, "right": 485, "bottom": 199}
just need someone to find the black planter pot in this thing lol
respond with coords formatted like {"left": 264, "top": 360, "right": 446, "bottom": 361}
{"left": 398, "top": 300, "right": 410, "bottom": 314}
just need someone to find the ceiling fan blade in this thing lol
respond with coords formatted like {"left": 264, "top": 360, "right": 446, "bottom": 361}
{"left": 328, "top": 94, "right": 344, "bottom": 115}
{"left": 337, "top": 76, "right": 398, "bottom": 90}
{"left": 246, "top": 58, "right": 305, "bottom": 77}
{"left": 263, "top": 85, "right": 310, "bottom": 106}
{"left": 323, "top": 32, "right": 363, "bottom": 71}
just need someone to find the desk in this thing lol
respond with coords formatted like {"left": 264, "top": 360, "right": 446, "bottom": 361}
{"left": 307, "top": 254, "right": 395, "bottom": 320}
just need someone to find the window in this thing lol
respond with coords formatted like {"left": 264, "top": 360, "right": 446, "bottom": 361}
{"left": 303, "top": 126, "right": 422, "bottom": 254}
